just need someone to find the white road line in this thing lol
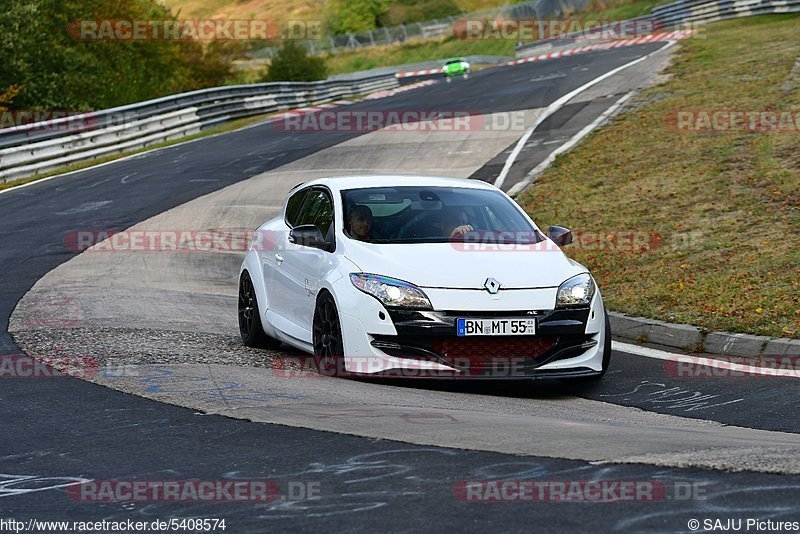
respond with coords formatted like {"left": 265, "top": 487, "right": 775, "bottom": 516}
{"left": 494, "top": 40, "right": 676, "bottom": 190}
{"left": 507, "top": 91, "right": 635, "bottom": 196}
{"left": 613, "top": 341, "right": 800, "bottom": 378}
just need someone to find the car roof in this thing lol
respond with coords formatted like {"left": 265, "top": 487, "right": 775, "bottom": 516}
{"left": 294, "top": 175, "right": 499, "bottom": 194}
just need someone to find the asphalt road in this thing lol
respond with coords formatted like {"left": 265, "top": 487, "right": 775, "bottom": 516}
{"left": 2, "top": 42, "right": 799, "bottom": 532}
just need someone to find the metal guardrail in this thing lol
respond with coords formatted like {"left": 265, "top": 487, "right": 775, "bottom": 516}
{"left": 651, "top": 0, "right": 800, "bottom": 17}
{"left": 514, "top": 14, "right": 657, "bottom": 55}
{"left": 516, "top": 0, "right": 800, "bottom": 55}
{"left": 0, "top": 75, "right": 398, "bottom": 183}
{"left": 652, "top": 0, "right": 800, "bottom": 26}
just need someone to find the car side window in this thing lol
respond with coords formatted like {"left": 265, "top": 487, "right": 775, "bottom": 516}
{"left": 296, "top": 189, "right": 334, "bottom": 237}
{"left": 285, "top": 189, "right": 308, "bottom": 227}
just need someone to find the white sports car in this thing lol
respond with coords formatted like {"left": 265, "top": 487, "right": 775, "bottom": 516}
{"left": 238, "top": 175, "right": 610, "bottom": 380}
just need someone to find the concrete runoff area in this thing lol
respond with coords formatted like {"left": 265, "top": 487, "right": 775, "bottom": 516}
{"left": 12, "top": 94, "right": 800, "bottom": 474}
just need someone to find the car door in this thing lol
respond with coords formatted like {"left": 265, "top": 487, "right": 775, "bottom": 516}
{"left": 271, "top": 187, "right": 335, "bottom": 343}
{"left": 262, "top": 187, "right": 307, "bottom": 320}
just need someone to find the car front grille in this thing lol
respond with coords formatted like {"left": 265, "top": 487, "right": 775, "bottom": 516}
{"left": 431, "top": 335, "right": 558, "bottom": 369}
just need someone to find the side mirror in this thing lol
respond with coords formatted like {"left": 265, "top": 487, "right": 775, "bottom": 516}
{"left": 289, "top": 224, "right": 327, "bottom": 249}
{"left": 547, "top": 225, "right": 573, "bottom": 246}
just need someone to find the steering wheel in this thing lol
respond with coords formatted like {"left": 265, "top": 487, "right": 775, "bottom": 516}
{"left": 395, "top": 211, "right": 435, "bottom": 240}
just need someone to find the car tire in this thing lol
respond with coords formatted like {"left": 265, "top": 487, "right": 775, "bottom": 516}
{"left": 238, "top": 271, "right": 281, "bottom": 349}
{"left": 445, "top": 76, "right": 452, "bottom": 83}
{"left": 463, "top": 72, "right": 469, "bottom": 79}
{"left": 313, "top": 291, "right": 345, "bottom": 377}
{"left": 569, "top": 310, "right": 611, "bottom": 383}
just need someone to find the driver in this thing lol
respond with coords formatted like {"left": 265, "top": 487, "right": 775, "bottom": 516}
{"left": 347, "top": 204, "right": 373, "bottom": 242}
{"left": 433, "top": 208, "right": 473, "bottom": 239}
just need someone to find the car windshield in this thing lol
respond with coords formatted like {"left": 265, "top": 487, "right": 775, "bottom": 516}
{"left": 341, "top": 186, "right": 542, "bottom": 244}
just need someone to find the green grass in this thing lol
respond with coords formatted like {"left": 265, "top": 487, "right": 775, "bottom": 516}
{"left": 517, "top": 14, "right": 800, "bottom": 339}
{"left": 586, "top": 0, "right": 676, "bottom": 22}
{"left": 324, "top": 37, "right": 515, "bottom": 76}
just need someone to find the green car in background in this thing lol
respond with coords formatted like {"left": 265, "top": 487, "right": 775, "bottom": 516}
{"left": 442, "top": 58, "right": 470, "bottom": 82}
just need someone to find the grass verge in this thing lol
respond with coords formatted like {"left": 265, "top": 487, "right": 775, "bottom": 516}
{"left": 518, "top": 14, "right": 800, "bottom": 339}
{"left": 586, "top": 0, "right": 675, "bottom": 21}
{"left": 324, "top": 37, "right": 515, "bottom": 76}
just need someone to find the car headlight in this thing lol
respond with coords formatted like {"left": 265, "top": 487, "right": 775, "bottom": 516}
{"left": 350, "top": 273, "right": 432, "bottom": 309}
{"left": 461, "top": 62, "right": 469, "bottom": 69}
{"left": 556, "top": 273, "right": 595, "bottom": 308}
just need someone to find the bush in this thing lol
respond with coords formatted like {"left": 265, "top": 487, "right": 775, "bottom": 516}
{"left": 326, "top": 0, "right": 388, "bottom": 34}
{"left": 378, "top": 0, "right": 461, "bottom": 26}
{"left": 0, "top": 85, "right": 21, "bottom": 112}
{"left": 261, "top": 42, "right": 328, "bottom": 82}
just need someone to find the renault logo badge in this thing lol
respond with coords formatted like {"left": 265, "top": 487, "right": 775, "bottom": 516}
{"left": 484, "top": 278, "right": 500, "bottom": 294}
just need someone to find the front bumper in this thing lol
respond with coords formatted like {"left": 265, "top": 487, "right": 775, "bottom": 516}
{"left": 339, "top": 306, "right": 604, "bottom": 379}
{"left": 378, "top": 308, "right": 595, "bottom": 377}
{"left": 331, "top": 273, "right": 607, "bottom": 378}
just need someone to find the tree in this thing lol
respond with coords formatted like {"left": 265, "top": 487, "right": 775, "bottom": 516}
{"left": 0, "top": 86, "right": 21, "bottom": 112}
{"left": 0, "top": 0, "right": 234, "bottom": 111}
{"left": 326, "top": 0, "right": 388, "bottom": 34}
{"left": 261, "top": 41, "right": 327, "bottom": 82}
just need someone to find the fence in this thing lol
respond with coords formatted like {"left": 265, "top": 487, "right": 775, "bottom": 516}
{"left": 0, "top": 75, "right": 397, "bottom": 183}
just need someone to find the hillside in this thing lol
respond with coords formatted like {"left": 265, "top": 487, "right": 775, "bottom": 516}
{"left": 160, "top": 0, "right": 516, "bottom": 26}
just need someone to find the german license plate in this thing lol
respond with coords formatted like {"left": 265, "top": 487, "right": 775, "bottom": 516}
{"left": 456, "top": 318, "right": 536, "bottom": 336}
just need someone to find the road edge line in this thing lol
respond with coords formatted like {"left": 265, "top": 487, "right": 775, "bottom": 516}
{"left": 494, "top": 40, "right": 676, "bottom": 190}
{"left": 506, "top": 91, "right": 635, "bottom": 197}
{"left": 612, "top": 341, "right": 800, "bottom": 378}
